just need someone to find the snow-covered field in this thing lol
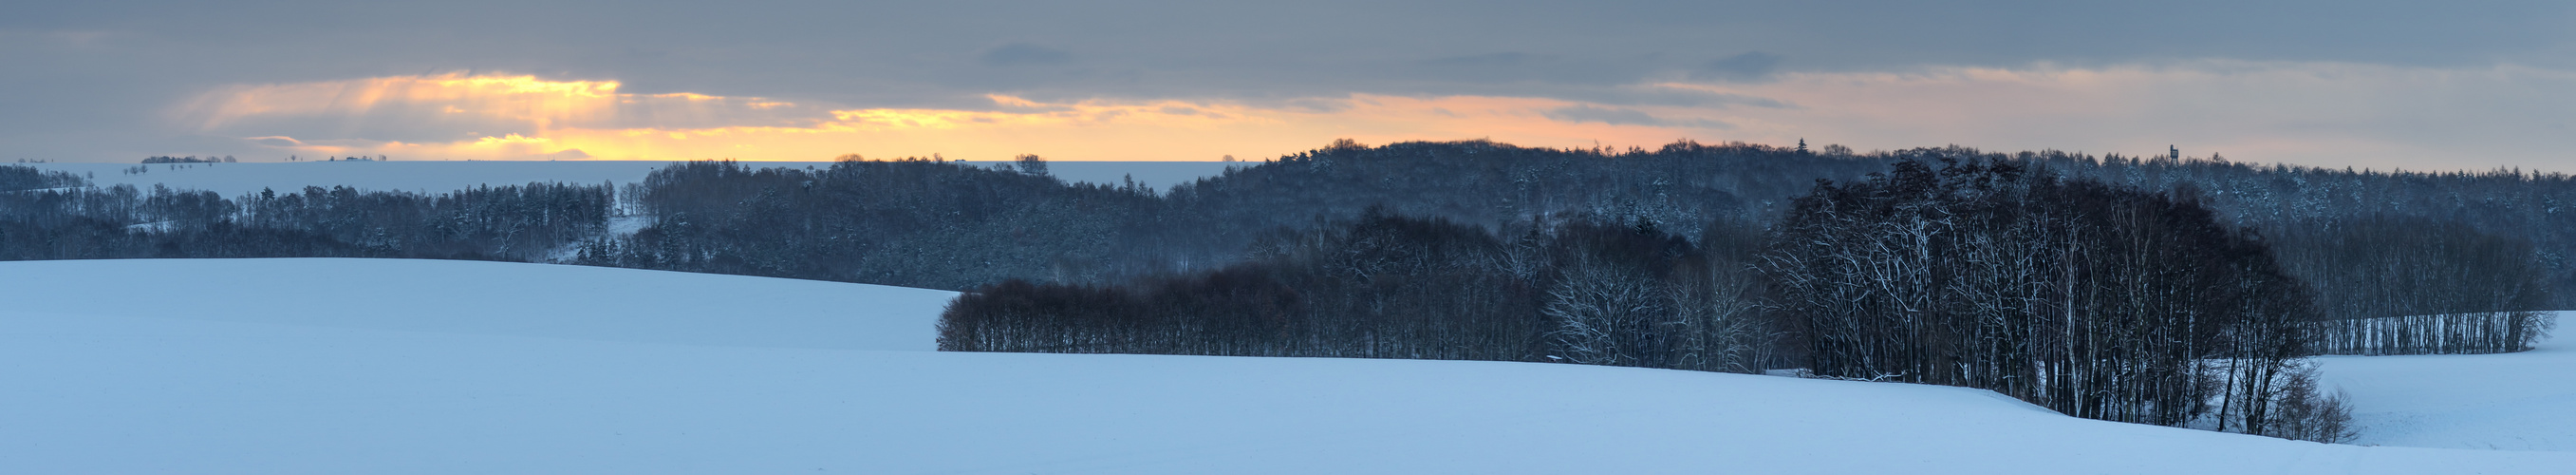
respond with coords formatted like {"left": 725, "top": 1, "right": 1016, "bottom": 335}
{"left": 0, "top": 258, "right": 952, "bottom": 350}
{"left": 23, "top": 161, "right": 1240, "bottom": 197}
{"left": 5, "top": 258, "right": 2569, "bottom": 474}
{"left": 2316, "top": 313, "right": 2576, "bottom": 451}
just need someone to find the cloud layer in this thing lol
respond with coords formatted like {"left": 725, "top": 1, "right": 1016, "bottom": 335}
{"left": 1676, "top": 61, "right": 2576, "bottom": 171}
{"left": 174, "top": 72, "right": 1729, "bottom": 161}
{"left": 163, "top": 61, "right": 2576, "bottom": 171}
{"left": 9, "top": 1, "right": 2576, "bottom": 168}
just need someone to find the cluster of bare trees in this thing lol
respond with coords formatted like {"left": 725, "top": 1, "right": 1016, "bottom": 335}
{"left": 2267, "top": 364, "right": 2359, "bottom": 443}
{"left": 2268, "top": 215, "right": 2556, "bottom": 354}
{"left": 1762, "top": 158, "right": 2329, "bottom": 438}
{"left": 1532, "top": 217, "right": 1775, "bottom": 372}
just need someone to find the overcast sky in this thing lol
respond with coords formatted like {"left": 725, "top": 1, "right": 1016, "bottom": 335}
{"left": 7, "top": 1, "right": 2575, "bottom": 169}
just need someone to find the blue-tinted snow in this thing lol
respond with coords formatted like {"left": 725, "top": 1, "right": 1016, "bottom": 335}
{"left": 2317, "top": 313, "right": 2576, "bottom": 451}
{"left": 3, "top": 258, "right": 2569, "bottom": 473}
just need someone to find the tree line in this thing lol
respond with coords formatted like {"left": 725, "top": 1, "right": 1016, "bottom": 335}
{"left": 2022, "top": 149, "right": 2576, "bottom": 309}
{"left": 938, "top": 207, "right": 1768, "bottom": 370}
{"left": 577, "top": 142, "right": 2567, "bottom": 308}
{"left": 569, "top": 158, "right": 1167, "bottom": 291}
{"left": 941, "top": 157, "right": 2361, "bottom": 441}
{"left": 2271, "top": 215, "right": 2555, "bottom": 354}
{"left": 0, "top": 164, "right": 610, "bottom": 262}
{"left": 572, "top": 141, "right": 1885, "bottom": 289}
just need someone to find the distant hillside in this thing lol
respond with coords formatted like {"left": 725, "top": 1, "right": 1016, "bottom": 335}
{"left": 582, "top": 141, "right": 1886, "bottom": 288}
{"left": 27, "top": 160, "right": 1240, "bottom": 198}
{"left": 13, "top": 142, "right": 2576, "bottom": 314}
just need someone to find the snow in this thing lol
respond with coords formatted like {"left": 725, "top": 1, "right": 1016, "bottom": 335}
{"left": 4, "top": 257, "right": 2569, "bottom": 474}
{"left": 0, "top": 258, "right": 951, "bottom": 351}
{"left": 2315, "top": 312, "right": 2576, "bottom": 451}
{"left": 23, "top": 161, "right": 1241, "bottom": 197}
{"left": 951, "top": 161, "right": 1250, "bottom": 190}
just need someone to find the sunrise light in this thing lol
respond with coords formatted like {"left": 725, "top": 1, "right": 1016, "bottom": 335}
{"left": 176, "top": 73, "right": 1740, "bottom": 162}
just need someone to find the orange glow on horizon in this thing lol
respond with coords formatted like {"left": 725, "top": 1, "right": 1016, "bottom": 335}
{"left": 524, "top": 94, "right": 1720, "bottom": 162}
{"left": 180, "top": 73, "right": 628, "bottom": 133}
{"left": 179, "top": 73, "right": 1735, "bottom": 162}
{"left": 173, "top": 63, "right": 2576, "bottom": 169}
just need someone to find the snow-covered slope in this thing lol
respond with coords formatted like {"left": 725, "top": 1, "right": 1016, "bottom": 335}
{"left": 4, "top": 258, "right": 2567, "bottom": 474}
{"left": 0, "top": 258, "right": 952, "bottom": 351}
{"left": 27, "top": 161, "right": 1241, "bottom": 197}
{"left": 2316, "top": 313, "right": 2576, "bottom": 450}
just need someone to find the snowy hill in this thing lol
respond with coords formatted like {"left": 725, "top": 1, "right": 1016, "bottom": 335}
{"left": 26, "top": 161, "right": 1240, "bottom": 197}
{"left": 0, "top": 258, "right": 951, "bottom": 350}
{"left": 3, "top": 258, "right": 2569, "bottom": 474}
{"left": 2317, "top": 313, "right": 2576, "bottom": 450}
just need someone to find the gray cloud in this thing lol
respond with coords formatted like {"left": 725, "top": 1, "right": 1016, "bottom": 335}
{"left": 1692, "top": 52, "right": 1783, "bottom": 82}
{"left": 1421, "top": 52, "right": 1539, "bottom": 68}
{"left": 1543, "top": 105, "right": 1663, "bottom": 125}
{"left": 245, "top": 136, "right": 304, "bottom": 147}
{"left": 1542, "top": 104, "right": 1730, "bottom": 129}
{"left": 980, "top": 43, "right": 1073, "bottom": 66}
{"left": 5, "top": 1, "right": 2575, "bottom": 164}
{"left": 1559, "top": 86, "right": 1793, "bottom": 109}
{"left": 1398, "top": 51, "right": 1660, "bottom": 86}
{"left": 1271, "top": 98, "right": 1352, "bottom": 113}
